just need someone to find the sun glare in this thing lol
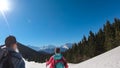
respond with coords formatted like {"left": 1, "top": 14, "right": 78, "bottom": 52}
{"left": 0, "top": 0, "right": 10, "bottom": 12}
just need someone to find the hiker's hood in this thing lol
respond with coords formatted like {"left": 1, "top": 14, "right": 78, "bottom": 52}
{"left": 53, "top": 53, "right": 62, "bottom": 60}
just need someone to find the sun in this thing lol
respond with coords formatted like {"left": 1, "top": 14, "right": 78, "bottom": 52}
{"left": 0, "top": 0, "right": 10, "bottom": 12}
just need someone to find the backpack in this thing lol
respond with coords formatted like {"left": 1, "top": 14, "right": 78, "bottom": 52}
{"left": 0, "top": 49, "right": 14, "bottom": 68}
{"left": 54, "top": 58, "right": 65, "bottom": 68}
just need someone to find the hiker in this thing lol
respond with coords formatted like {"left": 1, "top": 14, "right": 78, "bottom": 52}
{"left": 46, "top": 48, "right": 68, "bottom": 68}
{"left": 0, "top": 36, "right": 25, "bottom": 68}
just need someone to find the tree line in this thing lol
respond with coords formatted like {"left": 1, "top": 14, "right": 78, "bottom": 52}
{"left": 63, "top": 18, "right": 120, "bottom": 63}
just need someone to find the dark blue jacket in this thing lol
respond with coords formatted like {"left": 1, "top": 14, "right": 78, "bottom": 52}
{"left": 0, "top": 47, "right": 25, "bottom": 68}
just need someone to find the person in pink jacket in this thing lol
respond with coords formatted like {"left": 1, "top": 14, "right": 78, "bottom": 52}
{"left": 46, "top": 48, "right": 68, "bottom": 68}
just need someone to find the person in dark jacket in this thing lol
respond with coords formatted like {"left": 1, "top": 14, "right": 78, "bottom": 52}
{"left": 0, "top": 36, "right": 25, "bottom": 68}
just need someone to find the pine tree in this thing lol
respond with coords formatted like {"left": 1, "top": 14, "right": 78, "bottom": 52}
{"left": 104, "top": 21, "right": 115, "bottom": 51}
{"left": 95, "top": 29, "right": 105, "bottom": 55}
{"left": 113, "top": 18, "right": 120, "bottom": 47}
{"left": 87, "top": 31, "right": 96, "bottom": 57}
{"left": 63, "top": 18, "right": 120, "bottom": 63}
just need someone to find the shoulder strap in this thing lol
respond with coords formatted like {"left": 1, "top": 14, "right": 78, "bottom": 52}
{"left": 54, "top": 57, "right": 64, "bottom": 64}
{"left": 56, "top": 57, "right": 67, "bottom": 66}
{"left": 62, "top": 57, "right": 67, "bottom": 66}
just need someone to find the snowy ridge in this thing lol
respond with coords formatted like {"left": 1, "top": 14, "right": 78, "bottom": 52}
{"left": 26, "top": 46, "right": 120, "bottom": 68}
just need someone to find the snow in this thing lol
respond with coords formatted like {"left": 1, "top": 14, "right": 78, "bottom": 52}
{"left": 62, "top": 45, "right": 69, "bottom": 49}
{"left": 26, "top": 46, "right": 120, "bottom": 68}
{"left": 25, "top": 61, "right": 47, "bottom": 68}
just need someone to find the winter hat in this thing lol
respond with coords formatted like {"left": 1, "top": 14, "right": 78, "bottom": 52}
{"left": 55, "top": 48, "right": 60, "bottom": 53}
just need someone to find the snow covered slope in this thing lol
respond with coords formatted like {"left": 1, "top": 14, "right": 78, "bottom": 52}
{"left": 72, "top": 46, "right": 120, "bottom": 68}
{"left": 26, "top": 46, "right": 120, "bottom": 68}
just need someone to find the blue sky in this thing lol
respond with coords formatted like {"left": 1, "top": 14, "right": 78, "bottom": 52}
{"left": 0, "top": 0, "right": 120, "bottom": 47}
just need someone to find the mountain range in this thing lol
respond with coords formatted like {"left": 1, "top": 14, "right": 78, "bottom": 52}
{"left": 28, "top": 43, "right": 73, "bottom": 54}
{"left": 0, "top": 42, "right": 73, "bottom": 62}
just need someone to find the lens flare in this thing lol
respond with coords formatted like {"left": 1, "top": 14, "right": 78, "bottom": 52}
{"left": 0, "top": 0, "right": 10, "bottom": 12}
{"left": 0, "top": 0, "right": 11, "bottom": 34}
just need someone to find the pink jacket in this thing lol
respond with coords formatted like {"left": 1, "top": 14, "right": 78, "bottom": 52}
{"left": 46, "top": 56, "right": 68, "bottom": 68}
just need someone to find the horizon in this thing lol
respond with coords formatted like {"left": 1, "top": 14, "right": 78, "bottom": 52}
{"left": 0, "top": 0, "right": 120, "bottom": 47}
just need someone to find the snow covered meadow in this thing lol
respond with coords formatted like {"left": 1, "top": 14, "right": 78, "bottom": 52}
{"left": 26, "top": 46, "right": 120, "bottom": 68}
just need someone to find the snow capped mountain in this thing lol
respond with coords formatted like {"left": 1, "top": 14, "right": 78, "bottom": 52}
{"left": 28, "top": 43, "right": 73, "bottom": 54}
{"left": 26, "top": 46, "right": 120, "bottom": 68}
{"left": 39, "top": 45, "right": 57, "bottom": 54}
{"left": 61, "top": 43, "right": 73, "bottom": 49}
{"left": 39, "top": 43, "right": 73, "bottom": 54}
{"left": 39, "top": 45, "right": 56, "bottom": 50}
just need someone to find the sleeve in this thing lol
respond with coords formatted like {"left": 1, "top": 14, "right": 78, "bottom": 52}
{"left": 11, "top": 53, "right": 25, "bottom": 68}
{"left": 19, "top": 59, "right": 25, "bottom": 68}
{"left": 62, "top": 57, "right": 68, "bottom": 68}
{"left": 0, "top": 49, "right": 3, "bottom": 60}
{"left": 0, "top": 49, "right": 6, "bottom": 60}
{"left": 46, "top": 56, "right": 54, "bottom": 65}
